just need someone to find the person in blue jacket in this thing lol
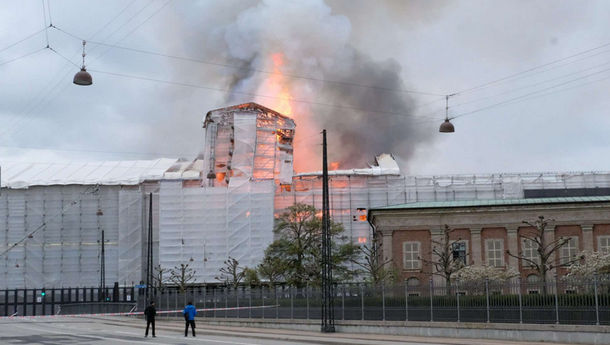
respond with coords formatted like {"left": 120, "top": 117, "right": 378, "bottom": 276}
{"left": 183, "top": 301, "right": 196, "bottom": 337}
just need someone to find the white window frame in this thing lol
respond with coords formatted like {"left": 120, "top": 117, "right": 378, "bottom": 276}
{"left": 598, "top": 235, "right": 610, "bottom": 254}
{"left": 522, "top": 238, "right": 540, "bottom": 267}
{"left": 402, "top": 241, "right": 421, "bottom": 270}
{"left": 485, "top": 238, "right": 505, "bottom": 267}
{"left": 451, "top": 240, "right": 469, "bottom": 266}
{"left": 560, "top": 236, "right": 579, "bottom": 265}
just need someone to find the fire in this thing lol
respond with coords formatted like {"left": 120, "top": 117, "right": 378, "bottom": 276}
{"left": 258, "top": 53, "right": 293, "bottom": 116}
{"left": 330, "top": 162, "right": 340, "bottom": 170}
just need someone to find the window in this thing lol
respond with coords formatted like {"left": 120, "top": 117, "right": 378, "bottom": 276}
{"left": 403, "top": 242, "right": 420, "bottom": 270}
{"left": 451, "top": 240, "right": 468, "bottom": 265}
{"left": 560, "top": 236, "right": 579, "bottom": 265}
{"left": 526, "top": 274, "right": 540, "bottom": 294}
{"left": 406, "top": 277, "right": 420, "bottom": 287}
{"left": 485, "top": 239, "right": 504, "bottom": 267}
{"left": 598, "top": 236, "right": 610, "bottom": 254}
{"left": 353, "top": 208, "right": 367, "bottom": 222}
{"left": 522, "top": 238, "right": 540, "bottom": 267}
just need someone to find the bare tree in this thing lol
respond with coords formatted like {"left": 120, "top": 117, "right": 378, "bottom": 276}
{"left": 153, "top": 264, "right": 169, "bottom": 292}
{"left": 168, "top": 263, "right": 196, "bottom": 293}
{"left": 352, "top": 232, "right": 395, "bottom": 285}
{"left": 507, "top": 216, "right": 579, "bottom": 293}
{"left": 421, "top": 225, "right": 467, "bottom": 291}
{"left": 215, "top": 257, "right": 245, "bottom": 288}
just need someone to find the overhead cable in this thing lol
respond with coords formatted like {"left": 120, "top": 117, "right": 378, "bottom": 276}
{"left": 0, "top": 28, "right": 45, "bottom": 55}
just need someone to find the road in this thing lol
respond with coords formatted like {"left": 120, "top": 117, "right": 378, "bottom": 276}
{"left": 0, "top": 316, "right": 576, "bottom": 345}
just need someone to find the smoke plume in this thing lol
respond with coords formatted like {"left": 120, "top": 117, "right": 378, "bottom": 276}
{"left": 216, "top": 0, "right": 433, "bottom": 172}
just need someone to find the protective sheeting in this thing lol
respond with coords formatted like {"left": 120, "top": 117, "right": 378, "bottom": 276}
{"left": 159, "top": 179, "right": 274, "bottom": 283}
{"left": 0, "top": 185, "right": 121, "bottom": 289}
{"left": 1, "top": 158, "right": 178, "bottom": 189}
{"left": 118, "top": 189, "right": 143, "bottom": 286}
{"left": 295, "top": 153, "right": 401, "bottom": 177}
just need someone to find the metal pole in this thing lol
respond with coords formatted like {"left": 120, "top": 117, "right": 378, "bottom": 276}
{"left": 554, "top": 274, "right": 559, "bottom": 324}
{"left": 290, "top": 286, "right": 294, "bottom": 319}
{"left": 262, "top": 286, "right": 265, "bottom": 319}
{"left": 429, "top": 278, "right": 434, "bottom": 322}
{"left": 145, "top": 193, "right": 153, "bottom": 305}
{"left": 456, "top": 279, "right": 460, "bottom": 323}
{"left": 306, "top": 284, "right": 309, "bottom": 320}
{"left": 485, "top": 278, "right": 490, "bottom": 323}
{"left": 341, "top": 285, "right": 345, "bottom": 320}
{"left": 100, "top": 230, "right": 105, "bottom": 302}
{"left": 275, "top": 286, "right": 278, "bottom": 319}
{"left": 320, "top": 129, "right": 335, "bottom": 333}
{"left": 405, "top": 281, "right": 409, "bottom": 321}
{"left": 594, "top": 273, "right": 600, "bottom": 326}
{"left": 518, "top": 277, "right": 523, "bottom": 324}
{"left": 382, "top": 283, "right": 386, "bottom": 321}
{"left": 360, "top": 283, "right": 364, "bottom": 321}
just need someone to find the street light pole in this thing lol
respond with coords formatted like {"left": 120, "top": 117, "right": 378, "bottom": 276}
{"left": 321, "top": 129, "right": 335, "bottom": 333}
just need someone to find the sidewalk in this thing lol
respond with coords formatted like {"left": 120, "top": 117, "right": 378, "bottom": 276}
{"left": 92, "top": 316, "right": 583, "bottom": 345}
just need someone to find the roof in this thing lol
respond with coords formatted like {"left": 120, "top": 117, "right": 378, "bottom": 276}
{"left": 296, "top": 153, "right": 401, "bottom": 177}
{"left": 204, "top": 102, "right": 294, "bottom": 127}
{"left": 370, "top": 196, "right": 610, "bottom": 211}
{"left": 1, "top": 158, "right": 180, "bottom": 189}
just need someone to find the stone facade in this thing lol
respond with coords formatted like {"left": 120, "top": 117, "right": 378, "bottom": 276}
{"left": 368, "top": 198, "right": 610, "bottom": 285}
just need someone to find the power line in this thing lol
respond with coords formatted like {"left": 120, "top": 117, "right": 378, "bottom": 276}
{"left": 0, "top": 47, "right": 46, "bottom": 67}
{"left": 41, "top": 0, "right": 50, "bottom": 47}
{"left": 90, "top": 68, "right": 441, "bottom": 121}
{"left": 52, "top": 25, "right": 444, "bottom": 97}
{"left": 452, "top": 65, "right": 610, "bottom": 120}
{"left": 0, "top": 28, "right": 45, "bottom": 55}
{"left": 455, "top": 40, "right": 610, "bottom": 96}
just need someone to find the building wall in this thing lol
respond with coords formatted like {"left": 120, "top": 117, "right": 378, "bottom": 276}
{"left": 370, "top": 201, "right": 610, "bottom": 285}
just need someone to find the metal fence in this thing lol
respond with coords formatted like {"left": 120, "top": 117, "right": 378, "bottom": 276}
{"left": 138, "top": 275, "right": 610, "bottom": 325}
{"left": 0, "top": 286, "right": 135, "bottom": 316}
{"left": 3, "top": 276, "right": 609, "bottom": 326}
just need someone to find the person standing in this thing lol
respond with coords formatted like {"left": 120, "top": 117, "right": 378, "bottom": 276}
{"left": 183, "top": 301, "right": 196, "bottom": 337}
{"left": 144, "top": 301, "right": 156, "bottom": 338}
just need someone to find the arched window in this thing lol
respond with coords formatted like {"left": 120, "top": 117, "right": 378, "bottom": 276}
{"left": 526, "top": 274, "right": 540, "bottom": 294}
{"left": 406, "top": 277, "right": 421, "bottom": 296}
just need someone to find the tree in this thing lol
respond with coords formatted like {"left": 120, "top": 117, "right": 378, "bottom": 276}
{"left": 453, "top": 265, "right": 518, "bottom": 293}
{"left": 168, "top": 263, "right": 196, "bottom": 293}
{"left": 352, "top": 231, "right": 396, "bottom": 285}
{"left": 421, "top": 225, "right": 467, "bottom": 290}
{"left": 257, "top": 242, "right": 287, "bottom": 286}
{"left": 506, "top": 216, "right": 578, "bottom": 292}
{"left": 243, "top": 267, "right": 260, "bottom": 286}
{"left": 215, "top": 257, "right": 245, "bottom": 288}
{"left": 565, "top": 250, "right": 610, "bottom": 282}
{"left": 153, "top": 264, "right": 169, "bottom": 292}
{"left": 260, "top": 203, "right": 359, "bottom": 287}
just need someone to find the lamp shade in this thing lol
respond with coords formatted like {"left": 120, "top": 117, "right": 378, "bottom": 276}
{"left": 73, "top": 68, "right": 92, "bottom": 86}
{"left": 439, "top": 118, "right": 455, "bottom": 133}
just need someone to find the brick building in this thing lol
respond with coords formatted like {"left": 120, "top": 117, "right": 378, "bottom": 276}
{"left": 368, "top": 196, "right": 610, "bottom": 289}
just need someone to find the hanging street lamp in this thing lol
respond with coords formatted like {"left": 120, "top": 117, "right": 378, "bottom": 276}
{"left": 439, "top": 94, "right": 455, "bottom": 133}
{"left": 73, "top": 40, "right": 92, "bottom": 86}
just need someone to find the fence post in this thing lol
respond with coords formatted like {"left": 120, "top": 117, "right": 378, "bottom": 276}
{"left": 290, "top": 286, "right": 294, "bottom": 319}
{"left": 249, "top": 286, "right": 252, "bottom": 319}
{"left": 518, "top": 277, "right": 523, "bottom": 324}
{"left": 554, "top": 274, "right": 559, "bottom": 324}
{"left": 405, "top": 281, "right": 408, "bottom": 322}
{"left": 594, "top": 272, "right": 600, "bottom": 326}
{"left": 305, "top": 284, "right": 309, "bottom": 320}
{"left": 360, "top": 283, "right": 364, "bottom": 321}
{"left": 485, "top": 278, "right": 490, "bottom": 323}
{"left": 275, "top": 285, "right": 278, "bottom": 319}
{"left": 382, "top": 283, "right": 386, "bottom": 321}
{"left": 429, "top": 278, "right": 434, "bottom": 322}
{"left": 4, "top": 289, "right": 8, "bottom": 317}
{"left": 456, "top": 278, "right": 460, "bottom": 323}
{"left": 341, "top": 285, "right": 345, "bottom": 320}
{"left": 262, "top": 286, "right": 265, "bottom": 319}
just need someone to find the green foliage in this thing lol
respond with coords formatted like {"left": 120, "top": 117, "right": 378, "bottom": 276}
{"left": 243, "top": 267, "right": 260, "bottom": 286}
{"left": 259, "top": 203, "right": 360, "bottom": 287}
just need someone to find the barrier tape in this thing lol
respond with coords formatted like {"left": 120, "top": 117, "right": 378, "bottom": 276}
{"left": 0, "top": 304, "right": 279, "bottom": 320}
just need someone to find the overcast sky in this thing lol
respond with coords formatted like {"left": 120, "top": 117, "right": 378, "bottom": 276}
{"left": 1, "top": 0, "right": 609, "bottom": 176}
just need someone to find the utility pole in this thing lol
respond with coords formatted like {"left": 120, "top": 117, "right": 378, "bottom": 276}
{"left": 146, "top": 193, "right": 153, "bottom": 305}
{"left": 321, "top": 129, "right": 335, "bottom": 333}
{"left": 100, "top": 230, "right": 105, "bottom": 301}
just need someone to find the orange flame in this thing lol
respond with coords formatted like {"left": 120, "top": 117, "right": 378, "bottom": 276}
{"left": 259, "top": 53, "right": 293, "bottom": 116}
{"left": 330, "top": 162, "right": 340, "bottom": 170}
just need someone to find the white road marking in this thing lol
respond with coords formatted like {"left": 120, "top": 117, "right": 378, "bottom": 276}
{"left": 113, "top": 329, "right": 266, "bottom": 345}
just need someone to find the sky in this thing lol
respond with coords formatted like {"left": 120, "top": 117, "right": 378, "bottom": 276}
{"left": 1, "top": 0, "right": 609, "bottom": 176}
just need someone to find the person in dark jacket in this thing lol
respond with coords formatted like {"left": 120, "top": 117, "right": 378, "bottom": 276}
{"left": 183, "top": 301, "right": 196, "bottom": 337}
{"left": 144, "top": 301, "right": 156, "bottom": 337}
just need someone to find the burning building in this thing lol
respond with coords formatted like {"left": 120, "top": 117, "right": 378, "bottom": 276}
{"left": 3, "top": 102, "right": 610, "bottom": 289}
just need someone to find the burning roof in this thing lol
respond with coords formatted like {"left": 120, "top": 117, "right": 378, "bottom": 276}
{"left": 296, "top": 153, "right": 401, "bottom": 177}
